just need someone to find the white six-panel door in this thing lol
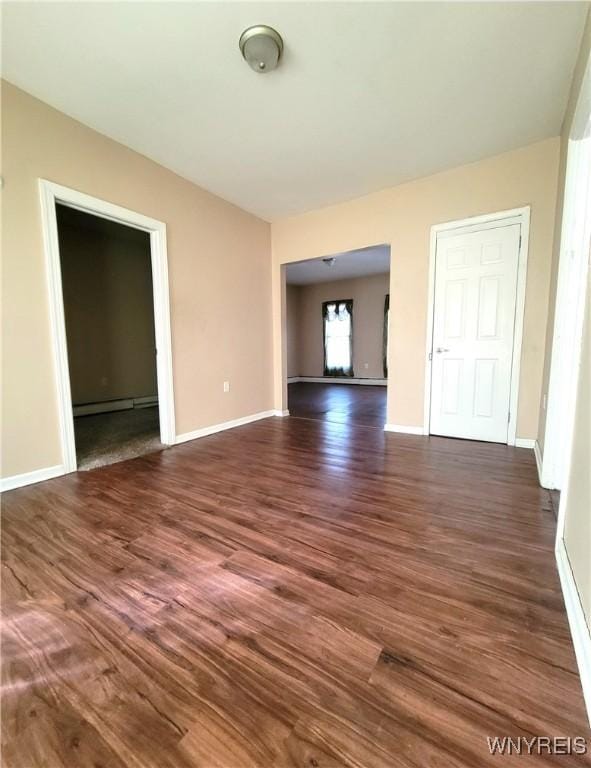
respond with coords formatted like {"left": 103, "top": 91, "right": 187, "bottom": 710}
{"left": 429, "top": 223, "right": 521, "bottom": 443}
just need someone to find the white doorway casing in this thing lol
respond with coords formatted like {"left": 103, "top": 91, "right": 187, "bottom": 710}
{"left": 280, "top": 245, "right": 392, "bottom": 422}
{"left": 39, "top": 180, "right": 176, "bottom": 474}
{"left": 424, "top": 207, "right": 530, "bottom": 445}
{"left": 542, "top": 70, "right": 591, "bottom": 496}
{"left": 543, "top": 51, "right": 591, "bottom": 726}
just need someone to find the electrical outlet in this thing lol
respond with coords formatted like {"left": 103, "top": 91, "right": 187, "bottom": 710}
{"left": 364, "top": 362, "right": 369, "bottom": 369}
{"left": 223, "top": 381, "right": 230, "bottom": 393}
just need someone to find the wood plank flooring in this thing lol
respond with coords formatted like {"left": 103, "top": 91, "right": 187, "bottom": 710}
{"left": 2, "top": 415, "right": 589, "bottom": 767}
{"left": 288, "top": 382, "right": 386, "bottom": 428}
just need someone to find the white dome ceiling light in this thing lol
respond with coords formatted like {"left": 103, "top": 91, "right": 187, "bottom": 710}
{"left": 239, "top": 25, "right": 283, "bottom": 74}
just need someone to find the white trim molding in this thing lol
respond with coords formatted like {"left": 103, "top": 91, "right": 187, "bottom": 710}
{"left": 73, "top": 396, "right": 158, "bottom": 417}
{"left": 514, "top": 438, "right": 536, "bottom": 449}
{"left": 384, "top": 424, "right": 425, "bottom": 435}
{"left": 423, "top": 207, "right": 530, "bottom": 445}
{"left": 514, "top": 438, "right": 543, "bottom": 484}
{"left": 273, "top": 409, "right": 290, "bottom": 417}
{"left": 176, "top": 410, "right": 275, "bottom": 444}
{"left": 533, "top": 440, "right": 543, "bottom": 485}
{"left": 556, "top": 538, "right": 591, "bottom": 726}
{"left": 542, "top": 54, "right": 591, "bottom": 494}
{"left": 549, "top": 51, "right": 591, "bottom": 728}
{"left": 1, "top": 465, "right": 65, "bottom": 493}
{"left": 288, "top": 376, "right": 387, "bottom": 386}
{"left": 39, "top": 180, "right": 176, "bottom": 474}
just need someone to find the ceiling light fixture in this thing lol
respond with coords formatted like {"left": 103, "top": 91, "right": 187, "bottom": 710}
{"left": 323, "top": 257, "right": 336, "bottom": 267}
{"left": 239, "top": 25, "right": 283, "bottom": 73}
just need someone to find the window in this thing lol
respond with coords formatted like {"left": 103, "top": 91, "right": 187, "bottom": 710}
{"left": 383, "top": 294, "right": 389, "bottom": 377}
{"left": 323, "top": 299, "right": 353, "bottom": 377}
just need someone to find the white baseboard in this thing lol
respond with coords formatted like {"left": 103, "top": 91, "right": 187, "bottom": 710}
{"left": 514, "top": 437, "right": 536, "bottom": 449}
{"left": 556, "top": 537, "right": 591, "bottom": 726}
{"left": 534, "top": 440, "right": 543, "bottom": 484}
{"left": 134, "top": 396, "right": 159, "bottom": 410}
{"left": 74, "top": 399, "right": 133, "bottom": 416}
{"left": 176, "top": 410, "right": 275, "bottom": 445}
{"left": 288, "top": 376, "right": 387, "bottom": 386}
{"left": 514, "top": 438, "right": 544, "bottom": 485}
{"left": 1, "top": 464, "right": 65, "bottom": 493}
{"left": 273, "top": 409, "right": 290, "bottom": 417}
{"left": 73, "top": 396, "right": 158, "bottom": 417}
{"left": 384, "top": 423, "right": 425, "bottom": 435}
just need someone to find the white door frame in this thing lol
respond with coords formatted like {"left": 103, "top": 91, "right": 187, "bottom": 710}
{"left": 279, "top": 243, "right": 392, "bottom": 421}
{"left": 39, "top": 180, "right": 176, "bottom": 473}
{"left": 542, "top": 57, "right": 591, "bottom": 499}
{"left": 423, "top": 206, "right": 531, "bottom": 445}
{"left": 547, "top": 51, "right": 591, "bottom": 728}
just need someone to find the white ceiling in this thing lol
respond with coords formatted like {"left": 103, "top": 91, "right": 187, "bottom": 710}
{"left": 2, "top": 2, "right": 587, "bottom": 221}
{"left": 286, "top": 245, "right": 390, "bottom": 285}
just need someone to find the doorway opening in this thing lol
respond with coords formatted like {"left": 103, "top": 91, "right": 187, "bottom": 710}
{"left": 424, "top": 207, "right": 530, "bottom": 445}
{"left": 40, "top": 181, "right": 175, "bottom": 474}
{"left": 57, "top": 205, "right": 161, "bottom": 469}
{"left": 284, "top": 245, "right": 390, "bottom": 429}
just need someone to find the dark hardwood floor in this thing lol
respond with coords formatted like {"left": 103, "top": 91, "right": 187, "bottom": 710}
{"left": 288, "top": 382, "right": 387, "bottom": 428}
{"left": 2, "top": 416, "right": 589, "bottom": 767}
{"left": 550, "top": 489, "right": 561, "bottom": 521}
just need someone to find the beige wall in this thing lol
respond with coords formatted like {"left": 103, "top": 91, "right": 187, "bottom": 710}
{"left": 286, "top": 284, "right": 301, "bottom": 379}
{"left": 538, "top": 10, "right": 591, "bottom": 454}
{"left": 291, "top": 273, "right": 389, "bottom": 379}
{"left": 272, "top": 138, "right": 561, "bottom": 434}
{"left": 1, "top": 81, "right": 272, "bottom": 479}
{"left": 58, "top": 209, "right": 157, "bottom": 405}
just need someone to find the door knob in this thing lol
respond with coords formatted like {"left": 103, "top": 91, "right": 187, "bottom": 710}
{"left": 435, "top": 347, "right": 450, "bottom": 353}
